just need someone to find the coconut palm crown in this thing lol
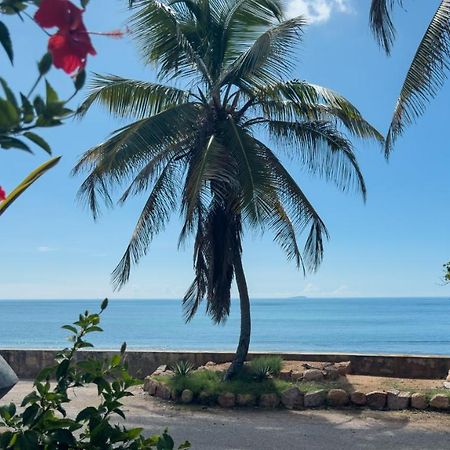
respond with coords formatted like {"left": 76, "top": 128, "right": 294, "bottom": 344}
{"left": 370, "top": 0, "right": 450, "bottom": 154}
{"left": 74, "top": 0, "right": 383, "bottom": 378}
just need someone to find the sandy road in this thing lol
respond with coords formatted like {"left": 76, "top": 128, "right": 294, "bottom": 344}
{"left": 2, "top": 382, "right": 450, "bottom": 449}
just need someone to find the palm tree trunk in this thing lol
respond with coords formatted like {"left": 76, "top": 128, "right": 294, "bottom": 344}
{"left": 224, "top": 253, "right": 251, "bottom": 380}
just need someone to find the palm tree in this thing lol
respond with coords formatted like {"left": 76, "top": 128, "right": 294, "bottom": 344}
{"left": 74, "top": 0, "right": 382, "bottom": 379}
{"left": 370, "top": 0, "right": 450, "bottom": 154}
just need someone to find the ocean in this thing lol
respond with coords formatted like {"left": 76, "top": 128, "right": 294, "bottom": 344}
{"left": 1, "top": 297, "right": 450, "bottom": 355}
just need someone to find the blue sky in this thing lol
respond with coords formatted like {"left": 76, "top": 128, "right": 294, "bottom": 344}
{"left": 0, "top": 0, "right": 448, "bottom": 299}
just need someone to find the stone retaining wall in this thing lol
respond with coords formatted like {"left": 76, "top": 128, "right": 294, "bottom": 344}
{"left": 2, "top": 349, "right": 450, "bottom": 379}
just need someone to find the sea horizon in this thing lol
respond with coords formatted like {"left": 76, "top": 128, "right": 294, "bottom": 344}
{"left": 1, "top": 297, "right": 450, "bottom": 355}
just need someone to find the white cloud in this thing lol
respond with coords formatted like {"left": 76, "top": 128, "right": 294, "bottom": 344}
{"left": 285, "top": 0, "right": 352, "bottom": 23}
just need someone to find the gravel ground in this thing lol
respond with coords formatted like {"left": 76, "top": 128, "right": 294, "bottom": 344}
{"left": 2, "top": 382, "right": 450, "bottom": 449}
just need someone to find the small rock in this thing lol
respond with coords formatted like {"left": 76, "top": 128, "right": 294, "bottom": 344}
{"left": 304, "top": 390, "right": 326, "bottom": 408}
{"left": 291, "top": 371, "right": 304, "bottom": 381}
{"left": 324, "top": 367, "right": 340, "bottom": 381}
{"left": 205, "top": 361, "right": 216, "bottom": 367}
{"left": 143, "top": 377, "right": 158, "bottom": 395}
{"left": 303, "top": 369, "right": 324, "bottom": 382}
{"left": 327, "top": 389, "right": 349, "bottom": 407}
{"left": 350, "top": 391, "right": 367, "bottom": 406}
{"left": 181, "top": 389, "right": 194, "bottom": 404}
{"left": 411, "top": 393, "right": 428, "bottom": 410}
{"left": 198, "top": 391, "right": 214, "bottom": 405}
{"left": 280, "top": 387, "right": 304, "bottom": 409}
{"left": 387, "top": 390, "right": 410, "bottom": 410}
{"left": 335, "top": 361, "right": 351, "bottom": 376}
{"left": 217, "top": 392, "right": 235, "bottom": 408}
{"left": 236, "top": 393, "right": 256, "bottom": 407}
{"left": 259, "top": 393, "right": 280, "bottom": 408}
{"left": 443, "top": 382, "right": 450, "bottom": 389}
{"left": 366, "top": 391, "right": 386, "bottom": 410}
{"left": 430, "top": 394, "right": 449, "bottom": 410}
{"left": 446, "top": 369, "right": 450, "bottom": 382}
{"left": 279, "top": 369, "right": 293, "bottom": 381}
{"left": 155, "top": 383, "right": 171, "bottom": 400}
{"left": 152, "top": 364, "right": 168, "bottom": 376}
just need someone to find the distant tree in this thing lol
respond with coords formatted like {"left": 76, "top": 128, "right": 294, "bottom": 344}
{"left": 75, "top": 0, "right": 383, "bottom": 379}
{"left": 444, "top": 261, "right": 450, "bottom": 284}
{"left": 369, "top": 0, "right": 450, "bottom": 154}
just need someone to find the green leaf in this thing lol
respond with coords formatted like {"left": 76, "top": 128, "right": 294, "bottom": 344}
{"left": 0, "top": 98, "right": 19, "bottom": 127}
{"left": 0, "top": 21, "right": 13, "bottom": 63}
{"left": 20, "top": 94, "right": 34, "bottom": 123}
{"left": 74, "top": 69, "right": 86, "bottom": 91}
{"left": 23, "top": 132, "right": 52, "bottom": 154}
{"left": 0, "top": 156, "right": 61, "bottom": 216}
{"left": 100, "top": 298, "right": 109, "bottom": 311}
{"left": 75, "top": 406, "right": 98, "bottom": 422}
{"left": 61, "top": 324, "right": 78, "bottom": 334}
{"left": 45, "top": 80, "right": 59, "bottom": 104}
{"left": 80, "top": 0, "right": 90, "bottom": 7}
{"left": 0, "top": 77, "right": 18, "bottom": 110}
{"left": 0, "top": 136, "right": 31, "bottom": 152}
{"left": 38, "top": 53, "right": 52, "bottom": 75}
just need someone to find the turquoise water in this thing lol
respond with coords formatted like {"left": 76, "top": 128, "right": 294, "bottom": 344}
{"left": 1, "top": 298, "right": 450, "bottom": 355}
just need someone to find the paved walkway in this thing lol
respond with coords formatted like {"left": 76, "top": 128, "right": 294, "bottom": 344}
{"left": 2, "top": 382, "right": 450, "bottom": 449}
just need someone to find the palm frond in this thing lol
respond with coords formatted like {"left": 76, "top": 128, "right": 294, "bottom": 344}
{"left": 265, "top": 120, "right": 367, "bottom": 199}
{"left": 78, "top": 74, "right": 190, "bottom": 119}
{"left": 112, "top": 161, "right": 182, "bottom": 289}
{"left": 73, "top": 103, "right": 202, "bottom": 218}
{"left": 369, "top": 0, "right": 404, "bottom": 54}
{"left": 220, "top": 16, "right": 305, "bottom": 89}
{"left": 386, "top": 0, "right": 450, "bottom": 154}
{"left": 130, "top": 0, "right": 212, "bottom": 83}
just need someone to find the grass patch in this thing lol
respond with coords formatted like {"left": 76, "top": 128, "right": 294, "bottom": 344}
{"left": 249, "top": 356, "right": 283, "bottom": 379}
{"left": 156, "top": 368, "right": 291, "bottom": 399}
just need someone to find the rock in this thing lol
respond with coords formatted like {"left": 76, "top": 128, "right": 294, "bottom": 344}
{"left": 259, "top": 393, "right": 280, "bottom": 408}
{"left": 280, "top": 387, "right": 304, "bottom": 409}
{"left": 164, "top": 370, "right": 175, "bottom": 377}
{"left": 236, "top": 393, "right": 256, "bottom": 407}
{"left": 152, "top": 364, "right": 168, "bottom": 376}
{"left": 366, "top": 391, "right": 387, "bottom": 410}
{"left": 446, "top": 369, "right": 450, "bottom": 382}
{"left": 350, "top": 391, "right": 367, "bottom": 406}
{"left": 155, "top": 383, "right": 172, "bottom": 400}
{"left": 205, "top": 361, "right": 216, "bottom": 367}
{"left": 291, "top": 371, "right": 304, "bottom": 381}
{"left": 143, "top": 377, "right": 158, "bottom": 395}
{"left": 324, "top": 367, "right": 340, "bottom": 381}
{"left": 198, "top": 391, "right": 215, "bottom": 405}
{"left": 279, "top": 369, "right": 293, "bottom": 381}
{"left": 430, "top": 394, "right": 449, "bottom": 410}
{"left": 387, "top": 390, "right": 410, "bottom": 410}
{"left": 304, "top": 390, "right": 326, "bottom": 408}
{"left": 181, "top": 389, "right": 194, "bottom": 404}
{"left": 217, "top": 392, "right": 235, "bottom": 408}
{"left": 443, "top": 382, "right": 450, "bottom": 389}
{"left": 327, "top": 389, "right": 349, "bottom": 407}
{"left": 303, "top": 369, "right": 324, "bottom": 382}
{"left": 411, "top": 393, "right": 428, "bottom": 410}
{"left": 335, "top": 361, "right": 351, "bottom": 376}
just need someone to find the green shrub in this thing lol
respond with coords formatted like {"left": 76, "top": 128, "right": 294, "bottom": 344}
{"left": 0, "top": 299, "right": 190, "bottom": 450}
{"left": 249, "top": 356, "right": 283, "bottom": 380}
{"left": 171, "top": 360, "right": 194, "bottom": 378}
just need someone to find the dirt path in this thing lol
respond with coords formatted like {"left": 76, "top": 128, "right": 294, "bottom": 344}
{"left": 3, "top": 382, "right": 450, "bottom": 449}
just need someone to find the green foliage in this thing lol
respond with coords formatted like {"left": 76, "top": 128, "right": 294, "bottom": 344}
{"left": 370, "top": 0, "right": 450, "bottom": 154}
{"left": 0, "top": 300, "right": 190, "bottom": 450}
{"left": 159, "top": 368, "right": 291, "bottom": 399}
{"left": 171, "top": 360, "right": 194, "bottom": 378}
{"left": 249, "top": 356, "right": 283, "bottom": 380}
{"left": 444, "top": 261, "right": 450, "bottom": 284}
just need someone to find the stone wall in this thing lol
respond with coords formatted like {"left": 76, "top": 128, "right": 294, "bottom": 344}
{"left": 2, "top": 349, "right": 450, "bottom": 380}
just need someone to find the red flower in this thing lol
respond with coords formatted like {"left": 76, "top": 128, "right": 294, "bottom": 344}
{"left": 34, "top": 0, "right": 96, "bottom": 74}
{"left": 0, "top": 187, "right": 6, "bottom": 202}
